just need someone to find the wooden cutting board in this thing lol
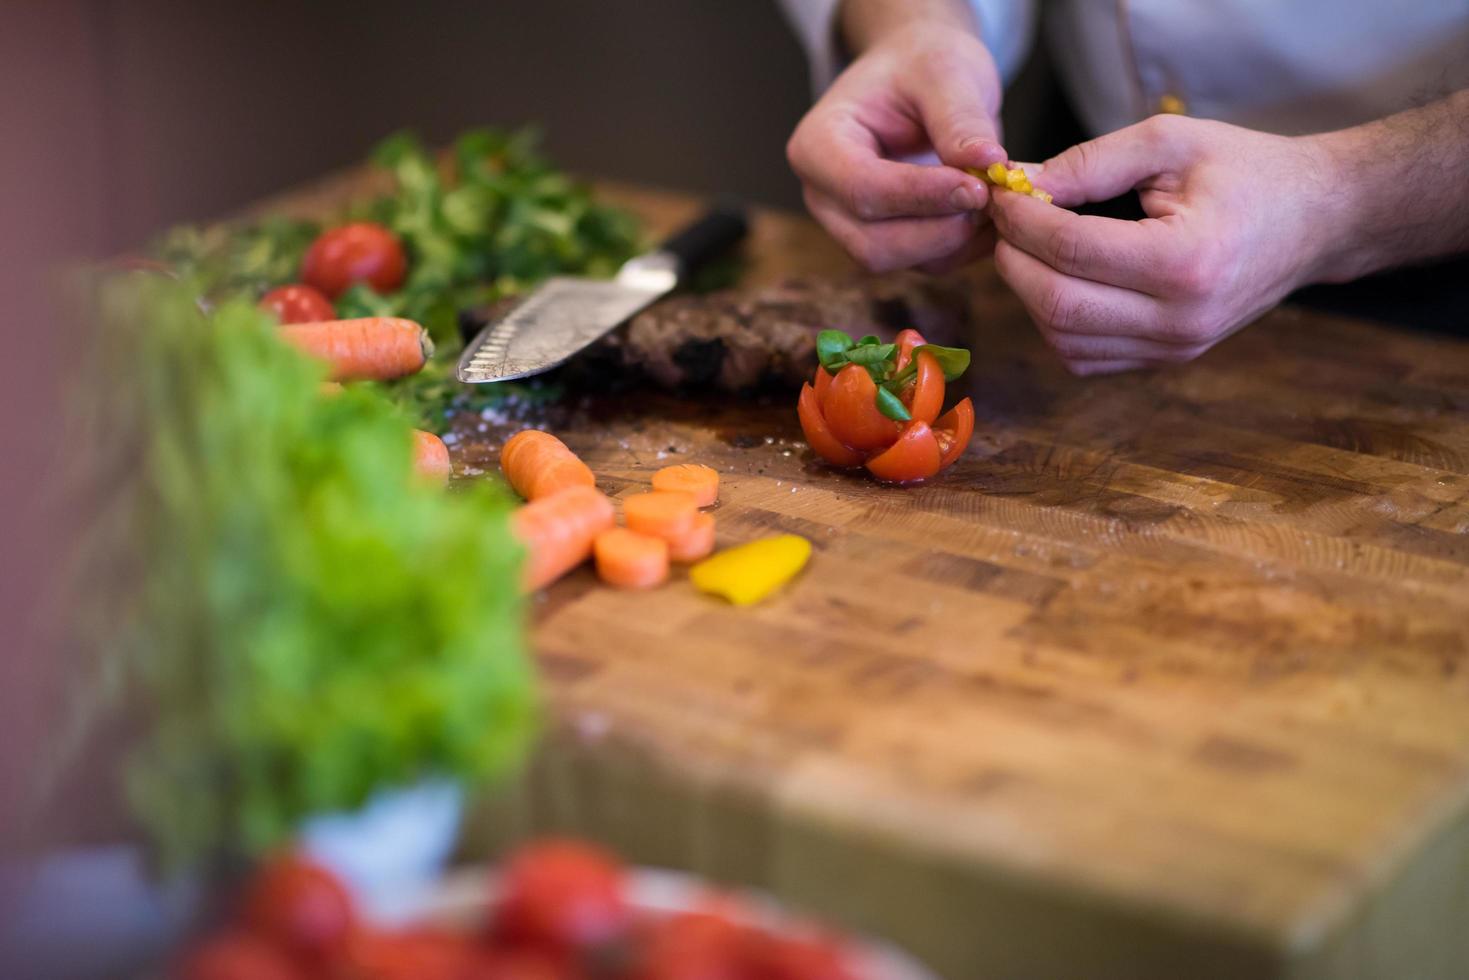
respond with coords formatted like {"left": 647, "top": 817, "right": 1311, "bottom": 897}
{"left": 259, "top": 173, "right": 1469, "bottom": 979}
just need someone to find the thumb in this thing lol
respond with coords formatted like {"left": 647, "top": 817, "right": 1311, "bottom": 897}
{"left": 1035, "top": 119, "right": 1182, "bottom": 207}
{"left": 908, "top": 59, "right": 1007, "bottom": 172}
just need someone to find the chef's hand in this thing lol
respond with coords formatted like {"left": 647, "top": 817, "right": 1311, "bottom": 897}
{"left": 988, "top": 115, "right": 1338, "bottom": 375}
{"left": 786, "top": 19, "right": 1006, "bottom": 275}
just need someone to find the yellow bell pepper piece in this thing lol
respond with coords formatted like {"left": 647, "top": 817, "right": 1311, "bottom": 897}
{"left": 689, "top": 534, "right": 812, "bottom": 606}
{"left": 969, "top": 162, "right": 1053, "bottom": 204}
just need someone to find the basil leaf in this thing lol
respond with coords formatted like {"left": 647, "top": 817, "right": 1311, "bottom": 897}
{"left": 816, "top": 330, "right": 854, "bottom": 372}
{"left": 911, "top": 344, "right": 971, "bottom": 382}
{"left": 844, "top": 342, "right": 896, "bottom": 368}
{"left": 857, "top": 334, "right": 881, "bottom": 347}
{"left": 875, "top": 386, "right": 912, "bottom": 422}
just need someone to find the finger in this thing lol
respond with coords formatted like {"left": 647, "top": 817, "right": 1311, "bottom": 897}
{"left": 988, "top": 189, "right": 1182, "bottom": 295}
{"left": 807, "top": 188, "right": 980, "bottom": 272}
{"left": 916, "top": 224, "right": 996, "bottom": 276}
{"left": 906, "top": 50, "right": 1007, "bottom": 172}
{"left": 1033, "top": 116, "right": 1186, "bottom": 207}
{"left": 994, "top": 240, "right": 1198, "bottom": 345}
{"left": 789, "top": 112, "right": 989, "bottom": 219}
{"left": 1059, "top": 359, "right": 1154, "bottom": 377}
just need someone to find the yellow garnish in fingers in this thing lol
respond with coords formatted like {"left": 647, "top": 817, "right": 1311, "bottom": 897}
{"left": 970, "top": 163, "right": 1052, "bottom": 204}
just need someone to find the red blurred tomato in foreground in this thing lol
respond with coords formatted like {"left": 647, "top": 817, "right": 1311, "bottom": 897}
{"left": 175, "top": 932, "right": 305, "bottom": 980}
{"left": 259, "top": 284, "right": 335, "bottom": 324}
{"left": 494, "top": 839, "right": 632, "bottom": 955}
{"left": 241, "top": 854, "right": 356, "bottom": 966}
{"left": 338, "top": 926, "right": 478, "bottom": 980}
{"left": 301, "top": 222, "right": 407, "bottom": 299}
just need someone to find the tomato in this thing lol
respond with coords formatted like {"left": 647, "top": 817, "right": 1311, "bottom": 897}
{"left": 241, "top": 854, "right": 356, "bottom": 966}
{"left": 893, "top": 328, "right": 927, "bottom": 373}
{"left": 798, "top": 383, "right": 864, "bottom": 468}
{"left": 812, "top": 363, "right": 833, "bottom": 403}
{"left": 493, "top": 839, "right": 631, "bottom": 955}
{"left": 301, "top": 222, "right": 407, "bottom": 299}
{"left": 175, "top": 932, "right": 305, "bottom": 980}
{"left": 463, "top": 948, "right": 575, "bottom": 980}
{"left": 754, "top": 935, "right": 858, "bottom": 980}
{"left": 820, "top": 364, "right": 900, "bottom": 452}
{"left": 933, "top": 397, "right": 975, "bottom": 469}
{"left": 864, "top": 420, "right": 941, "bottom": 483}
{"left": 335, "top": 927, "right": 476, "bottom": 980}
{"left": 259, "top": 284, "right": 335, "bottom": 324}
{"left": 635, "top": 912, "right": 748, "bottom": 980}
{"left": 901, "top": 351, "right": 944, "bottom": 425}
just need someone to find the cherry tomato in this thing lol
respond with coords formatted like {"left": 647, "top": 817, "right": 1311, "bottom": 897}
{"left": 820, "top": 364, "right": 900, "bottom": 453}
{"left": 336, "top": 927, "right": 476, "bottom": 980}
{"left": 493, "top": 839, "right": 631, "bottom": 955}
{"left": 812, "top": 363, "right": 833, "bottom": 403}
{"left": 635, "top": 912, "right": 748, "bottom": 980}
{"left": 240, "top": 854, "right": 356, "bottom": 966}
{"left": 933, "top": 397, "right": 975, "bottom": 469}
{"left": 462, "top": 948, "right": 575, "bottom": 980}
{"left": 175, "top": 932, "right": 305, "bottom": 980}
{"left": 798, "top": 383, "right": 864, "bottom": 468}
{"left": 755, "top": 935, "right": 859, "bottom": 980}
{"left": 901, "top": 351, "right": 944, "bottom": 425}
{"left": 259, "top": 284, "right": 335, "bottom": 324}
{"left": 301, "top": 222, "right": 407, "bottom": 299}
{"left": 893, "top": 328, "right": 927, "bottom": 373}
{"left": 864, "top": 420, "right": 942, "bottom": 483}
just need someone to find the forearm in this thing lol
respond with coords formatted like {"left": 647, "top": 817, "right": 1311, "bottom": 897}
{"left": 839, "top": 0, "right": 980, "bottom": 54}
{"left": 1310, "top": 88, "right": 1469, "bottom": 283}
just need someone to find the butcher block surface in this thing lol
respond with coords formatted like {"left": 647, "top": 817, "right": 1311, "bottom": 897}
{"left": 256, "top": 172, "right": 1469, "bottom": 979}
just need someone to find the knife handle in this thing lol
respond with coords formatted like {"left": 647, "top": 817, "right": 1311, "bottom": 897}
{"left": 659, "top": 202, "right": 749, "bottom": 275}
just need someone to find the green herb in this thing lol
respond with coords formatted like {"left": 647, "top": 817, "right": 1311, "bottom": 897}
{"left": 888, "top": 344, "right": 971, "bottom": 385}
{"left": 874, "top": 386, "right": 913, "bottom": 422}
{"left": 844, "top": 343, "right": 897, "bottom": 367}
{"left": 63, "top": 275, "right": 536, "bottom": 873}
{"left": 816, "top": 329, "right": 854, "bottom": 373}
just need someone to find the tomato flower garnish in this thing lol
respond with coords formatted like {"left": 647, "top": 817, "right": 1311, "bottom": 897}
{"left": 799, "top": 329, "right": 974, "bottom": 482}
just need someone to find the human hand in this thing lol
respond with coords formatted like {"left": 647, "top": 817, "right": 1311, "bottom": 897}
{"left": 786, "top": 23, "right": 1007, "bottom": 274}
{"left": 988, "top": 115, "right": 1337, "bottom": 375}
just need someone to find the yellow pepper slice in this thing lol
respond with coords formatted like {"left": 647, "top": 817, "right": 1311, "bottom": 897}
{"left": 689, "top": 534, "right": 812, "bottom": 606}
{"left": 969, "top": 163, "right": 1053, "bottom": 204}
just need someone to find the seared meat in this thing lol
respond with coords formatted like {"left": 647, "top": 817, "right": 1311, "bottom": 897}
{"left": 460, "top": 273, "right": 970, "bottom": 392}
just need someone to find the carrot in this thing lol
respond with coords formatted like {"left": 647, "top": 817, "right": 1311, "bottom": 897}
{"left": 594, "top": 528, "right": 669, "bottom": 590}
{"left": 412, "top": 429, "right": 451, "bottom": 485}
{"left": 651, "top": 463, "right": 720, "bottom": 507}
{"left": 623, "top": 490, "right": 698, "bottom": 541}
{"left": 511, "top": 486, "right": 615, "bottom": 591}
{"left": 279, "top": 317, "right": 432, "bottom": 381}
{"left": 500, "top": 430, "right": 596, "bottom": 501}
{"left": 667, "top": 512, "right": 716, "bottom": 563}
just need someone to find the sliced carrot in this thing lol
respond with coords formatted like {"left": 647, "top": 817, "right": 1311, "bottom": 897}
{"left": 411, "top": 429, "right": 451, "bottom": 485}
{"left": 278, "top": 317, "right": 432, "bottom": 381}
{"left": 593, "top": 528, "right": 669, "bottom": 590}
{"left": 667, "top": 512, "right": 716, "bottom": 563}
{"left": 510, "top": 485, "right": 615, "bottom": 591}
{"left": 623, "top": 490, "right": 698, "bottom": 541}
{"left": 651, "top": 463, "right": 720, "bottom": 507}
{"left": 500, "top": 430, "right": 596, "bottom": 501}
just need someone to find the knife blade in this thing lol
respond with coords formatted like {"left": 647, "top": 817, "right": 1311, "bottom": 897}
{"left": 457, "top": 204, "right": 748, "bottom": 383}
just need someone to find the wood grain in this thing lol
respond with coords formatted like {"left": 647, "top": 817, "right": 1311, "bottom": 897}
{"left": 257, "top": 172, "right": 1469, "bottom": 979}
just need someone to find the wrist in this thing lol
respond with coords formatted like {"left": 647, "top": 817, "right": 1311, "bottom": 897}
{"left": 1296, "top": 129, "right": 1380, "bottom": 285}
{"left": 840, "top": 0, "right": 980, "bottom": 55}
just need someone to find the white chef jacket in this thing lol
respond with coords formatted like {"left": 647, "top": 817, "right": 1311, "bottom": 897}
{"left": 778, "top": 0, "right": 1469, "bottom": 138}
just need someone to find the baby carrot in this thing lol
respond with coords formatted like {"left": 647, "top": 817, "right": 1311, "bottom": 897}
{"left": 500, "top": 430, "right": 596, "bottom": 501}
{"left": 623, "top": 490, "right": 698, "bottom": 541}
{"left": 667, "top": 512, "right": 716, "bottom": 563}
{"left": 412, "top": 429, "right": 451, "bottom": 485}
{"left": 594, "top": 528, "right": 670, "bottom": 590}
{"left": 279, "top": 317, "right": 432, "bottom": 381}
{"left": 651, "top": 463, "right": 720, "bottom": 507}
{"left": 511, "top": 485, "right": 615, "bottom": 591}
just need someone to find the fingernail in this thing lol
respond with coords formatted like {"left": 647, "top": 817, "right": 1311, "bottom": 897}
{"left": 958, "top": 137, "right": 1005, "bottom": 164}
{"left": 949, "top": 184, "right": 982, "bottom": 211}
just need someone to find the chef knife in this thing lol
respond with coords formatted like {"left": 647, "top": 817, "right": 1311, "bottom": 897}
{"left": 457, "top": 204, "right": 748, "bottom": 383}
